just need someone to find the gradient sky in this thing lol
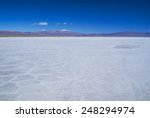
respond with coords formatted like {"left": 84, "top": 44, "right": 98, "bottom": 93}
{"left": 0, "top": 0, "right": 150, "bottom": 33}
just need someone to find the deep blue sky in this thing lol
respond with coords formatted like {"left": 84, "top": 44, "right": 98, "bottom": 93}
{"left": 0, "top": 0, "right": 150, "bottom": 33}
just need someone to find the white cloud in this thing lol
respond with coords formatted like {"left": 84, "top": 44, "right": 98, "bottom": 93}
{"left": 32, "top": 22, "right": 48, "bottom": 26}
{"left": 55, "top": 22, "right": 73, "bottom": 27}
{"left": 38, "top": 22, "right": 48, "bottom": 26}
{"left": 63, "top": 22, "right": 73, "bottom": 25}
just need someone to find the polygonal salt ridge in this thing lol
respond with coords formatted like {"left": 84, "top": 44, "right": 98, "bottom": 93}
{"left": 0, "top": 93, "right": 18, "bottom": 101}
{"left": 0, "top": 68, "right": 27, "bottom": 76}
{"left": 11, "top": 74, "right": 35, "bottom": 81}
{"left": 114, "top": 44, "right": 140, "bottom": 49}
{"left": 0, "top": 82, "right": 18, "bottom": 93}
{"left": 0, "top": 75, "right": 15, "bottom": 82}
{"left": 14, "top": 79, "right": 41, "bottom": 87}
{"left": 0, "top": 64, "right": 19, "bottom": 70}
{"left": 0, "top": 61, "right": 23, "bottom": 67}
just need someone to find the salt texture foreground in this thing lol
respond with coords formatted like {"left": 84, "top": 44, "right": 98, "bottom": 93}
{"left": 0, "top": 37, "right": 150, "bottom": 100}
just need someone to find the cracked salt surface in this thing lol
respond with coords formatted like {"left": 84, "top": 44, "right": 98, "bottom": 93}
{"left": 0, "top": 37, "right": 150, "bottom": 101}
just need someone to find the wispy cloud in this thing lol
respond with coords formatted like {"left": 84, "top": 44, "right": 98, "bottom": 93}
{"left": 56, "top": 22, "right": 73, "bottom": 27}
{"left": 38, "top": 22, "right": 48, "bottom": 26}
{"left": 32, "top": 22, "right": 48, "bottom": 26}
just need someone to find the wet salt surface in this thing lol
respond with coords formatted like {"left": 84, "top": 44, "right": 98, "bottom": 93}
{"left": 0, "top": 37, "right": 150, "bottom": 101}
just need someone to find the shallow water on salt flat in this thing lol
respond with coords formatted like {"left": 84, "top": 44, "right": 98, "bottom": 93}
{"left": 0, "top": 37, "right": 150, "bottom": 101}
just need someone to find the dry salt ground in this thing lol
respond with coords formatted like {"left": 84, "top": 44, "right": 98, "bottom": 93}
{"left": 0, "top": 37, "right": 150, "bottom": 100}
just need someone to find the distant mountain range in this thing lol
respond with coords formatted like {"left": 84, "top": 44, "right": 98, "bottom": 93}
{"left": 0, "top": 30, "right": 150, "bottom": 37}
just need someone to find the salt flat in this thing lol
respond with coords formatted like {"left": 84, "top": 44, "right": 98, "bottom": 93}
{"left": 0, "top": 37, "right": 150, "bottom": 101}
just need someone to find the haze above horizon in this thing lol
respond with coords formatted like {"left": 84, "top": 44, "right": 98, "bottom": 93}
{"left": 0, "top": 0, "right": 150, "bottom": 33}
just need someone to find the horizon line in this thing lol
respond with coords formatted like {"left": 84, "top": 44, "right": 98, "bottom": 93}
{"left": 0, "top": 30, "right": 150, "bottom": 34}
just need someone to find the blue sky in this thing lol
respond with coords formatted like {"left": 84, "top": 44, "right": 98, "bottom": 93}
{"left": 0, "top": 0, "right": 150, "bottom": 33}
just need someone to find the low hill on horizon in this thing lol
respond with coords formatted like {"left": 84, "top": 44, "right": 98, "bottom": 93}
{"left": 0, "top": 30, "right": 150, "bottom": 37}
